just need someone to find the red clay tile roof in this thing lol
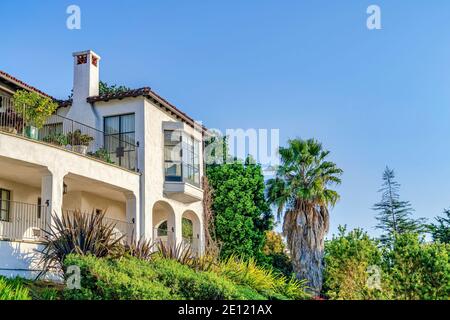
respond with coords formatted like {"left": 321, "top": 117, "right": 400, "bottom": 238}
{"left": 0, "top": 70, "right": 55, "bottom": 100}
{"left": 87, "top": 87, "right": 206, "bottom": 131}
{"left": 0, "top": 69, "right": 205, "bottom": 131}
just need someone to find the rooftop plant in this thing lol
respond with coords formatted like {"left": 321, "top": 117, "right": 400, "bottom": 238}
{"left": 12, "top": 90, "right": 57, "bottom": 129}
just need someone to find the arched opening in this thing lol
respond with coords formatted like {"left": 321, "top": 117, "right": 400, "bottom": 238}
{"left": 182, "top": 210, "right": 201, "bottom": 255}
{"left": 152, "top": 201, "right": 176, "bottom": 248}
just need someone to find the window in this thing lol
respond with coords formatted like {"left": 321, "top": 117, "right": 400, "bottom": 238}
{"left": 164, "top": 130, "right": 200, "bottom": 186}
{"left": 0, "top": 189, "right": 11, "bottom": 222}
{"left": 37, "top": 197, "right": 42, "bottom": 219}
{"left": 104, "top": 114, "right": 136, "bottom": 170}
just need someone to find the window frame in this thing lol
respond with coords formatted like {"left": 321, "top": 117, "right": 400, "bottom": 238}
{"left": 103, "top": 113, "right": 136, "bottom": 169}
{"left": 0, "top": 188, "right": 11, "bottom": 222}
{"left": 164, "top": 130, "right": 201, "bottom": 187}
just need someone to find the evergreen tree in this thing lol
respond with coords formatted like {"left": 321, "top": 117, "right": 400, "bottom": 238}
{"left": 428, "top": 209, "right": 450, "bottom": 244}
{"left": 207, "top": 156, "right": 273, "bottom": 260}
{"left": 373, "top": 167, "right": 425, "bottom": 245}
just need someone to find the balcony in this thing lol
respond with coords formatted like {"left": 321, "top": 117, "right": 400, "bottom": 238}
{"left": 0, "top": 95, "right": 138, "bottom": 172}
{"left": 0, "top": 200, "right": 133, "bottom": 243}
{"left": 0, "top": 200, "right": 48, "bottom": 242}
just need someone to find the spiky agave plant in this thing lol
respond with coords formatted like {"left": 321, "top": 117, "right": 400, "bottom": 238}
{"left": 38, "top": 210, "right": 124, "bottom": 278}
{"left": 124, "top": 235, "right": 155, "bottom": 261}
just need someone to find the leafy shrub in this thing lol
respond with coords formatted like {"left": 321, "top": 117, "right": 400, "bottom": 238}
{"left": 88, "top": 148, "right": 113, "bottom": 164}
{"left": 386, "top": 233, "right": 450, "bottom": 300}
{"left": 216, "top": 255, "right": 309, "bottom": 300}
{"left": 43, "top": 132, "right": 69, "bottom": 146}
{"left": 66, "top": 129, "right": 94, "bottom": 146}
{"left": 323, "top": 226, "right": 391, "bottom": 300}
{"left": 0, "top": 277, "right": 31, "bottom": 300}
{"left": 63, "top": 254, "right": 265, "bottom": 300}
{"left": 12, "top": 90, "right": 58, "bottom": 128}
{"left": 260, "top": 231, "right": 293, "bottom": 277}
{"left": 63, "top": 254, "right": 174, "bottom": 300}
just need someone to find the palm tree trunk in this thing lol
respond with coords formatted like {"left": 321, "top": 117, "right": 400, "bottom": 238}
{"left": 285, "top": 207, "right": 329, "bottom": 296}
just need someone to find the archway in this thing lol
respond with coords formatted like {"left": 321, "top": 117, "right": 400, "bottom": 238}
{"left": 152, "top": 201, "right": 176, "bottom": 248}
{"left": 181, "top": 210, "right": 201, "bottom": 255}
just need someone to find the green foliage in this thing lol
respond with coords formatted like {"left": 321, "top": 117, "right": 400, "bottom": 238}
{"left": 87, "top": 148, "right": 113, "bottom": 164}
{"left": 386, "top": 233, "right": 450, "bottom": 300}
{"left": 63, "top": 254, "right": 174, "bottom": 300}
{"left": 43, "top": 132, "right": 69, "bottom": 146}
{"left": 0, "top": 277, "right": 31, "bottom": 300}
{"left": 99, "top": 81, "right": 131, "bottom": 95}
{"left": 216, "top": 255, "right": 309, "bottom": 300}
{"left": 260, "top": 231, "right": 293, "bottom": 276}
{"left": 207, "top": 157, "right": 273, "bottom": 260}
{"left": 182, "top": 218, "right": 193, "bottom": 239}
{"left": 63, "top": 254, "right": 267, "bottom": 300}
{"left": 12, "top": 90, "right": 58, "bottom": 129}
{"left": 373, "top": 167, "right": 426, "bottom": 246}
{"left": 66, "top": 129, "right": 94, "bottom": 146}
{"left": 323, "top": 226, "right": 390, "bottom": 300}
{"left": 428, "top": 209, "right": 450, "bottom": 244}
{"left": 40, "top": 210, "right": 124, "bottom": 277}
{"left": 266, "top": 138, "right": 343, "bottom": 294}
{"left": 323, "top": 228, "right": 450, "bottom": 300}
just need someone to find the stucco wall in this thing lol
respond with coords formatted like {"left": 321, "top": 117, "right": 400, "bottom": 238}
{"left": 0, "top": 178, "right": 40, "bottom": 204}
{"left": 0, "top": 240, "right": 59, "bottom": 281}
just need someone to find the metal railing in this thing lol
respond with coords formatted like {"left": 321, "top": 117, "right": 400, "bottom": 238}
{"left": 0, "top": 200, "right": 49, "bottom": 242}
{"left": 0, "top": 95, "right": 138, "bottom": 172}
{"left": 64, "top": 209, "right": 134, "bottom": 243}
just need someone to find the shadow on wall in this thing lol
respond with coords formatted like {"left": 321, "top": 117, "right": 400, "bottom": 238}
{"left": 0, "top": 240, "right": 61, "bottom": 281}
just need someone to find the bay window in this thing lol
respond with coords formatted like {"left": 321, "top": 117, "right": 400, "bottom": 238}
{"left": 164, "top": 130, "right": 200, "bottom": 186}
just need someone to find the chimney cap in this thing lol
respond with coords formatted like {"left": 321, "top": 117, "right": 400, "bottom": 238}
{"left": 72, "top": 50, "right": 101, "bottom": 60}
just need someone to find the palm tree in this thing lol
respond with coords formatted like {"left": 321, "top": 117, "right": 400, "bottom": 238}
{"left": 267, "top": 138, "right": 342, "bottom": 295}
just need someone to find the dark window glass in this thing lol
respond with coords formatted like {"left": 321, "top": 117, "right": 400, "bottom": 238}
{"left": 104, "top": 114, "right": 136, "bottom": 170}
{"left": 0, "top": 189, "right": 11, "bottom": 222}
{"left": 164, "top": 130, "right": 200, "bottom": 186}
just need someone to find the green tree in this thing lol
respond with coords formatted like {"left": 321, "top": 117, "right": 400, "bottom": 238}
{"left": 373, "top": 167, "right": 426, "bottom": 246}
{"left": 323, "top": 226, "right": 391, "bottom": 300}
{"left": 428, "top": 209, "right": 450, "bottom": 244}
{"left": 261, "top": 231, "right": 293, "bottom": 276}
{"left": 267, "top": 138, "right": 343, "bottom": 295}
{"left": 99, "top": 81, "right": 130, "bottom": 95}
{"left": 207, "top": 157, "right": 273, "bottom": 260}
{"left": 386, "top": 233, "right": 450, "bottom": 300}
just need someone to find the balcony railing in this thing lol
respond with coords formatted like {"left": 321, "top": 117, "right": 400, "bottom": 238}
{"left": 0, "top": 200, "right": 49, "bottom": 242}
{"left": 64, "top": 209, "right": 134, "bottom": 243}
{"left": 0, "top": 95, "right": 138, "bottom": 172}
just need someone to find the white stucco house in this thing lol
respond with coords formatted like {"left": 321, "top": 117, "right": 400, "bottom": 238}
{"left": 0, "top": 50, "right": 205, "bottom": 278}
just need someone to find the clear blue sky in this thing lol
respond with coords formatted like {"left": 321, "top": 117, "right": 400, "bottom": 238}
{"left": 1, "top": 0, "right": 450, "bottom": 237}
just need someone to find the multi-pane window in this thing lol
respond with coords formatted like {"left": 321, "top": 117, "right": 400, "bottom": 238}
{"left": 164, "top": 130, "right": 200, "bottom": 186}
{"left": 104, "top": 114, "right": 136, "bottom": 170}
{"left": 0, "top": 189, "right": 11, "bottom": 222}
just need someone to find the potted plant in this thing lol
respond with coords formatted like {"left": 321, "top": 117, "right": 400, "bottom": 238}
{"left": 87, "top": 147, "right": 114, "bottom": 164}
{"left": 67, "top": 129, "right": 94, "bottom": 155}
{"left": 43, "top": 132, "right": 69, "bottom": 147}
{"left": 12, "top": 90, "right": 58, "bottom": 139}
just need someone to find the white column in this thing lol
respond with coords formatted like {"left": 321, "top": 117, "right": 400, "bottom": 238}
{"left": 125, "top": 192, "right": 139, "bottom": 243}
{"left": 40, "top": 169, "right": 66, "bottom": 227}
{"left": 174, "top": 213, "right": 183, "bottom": 248}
